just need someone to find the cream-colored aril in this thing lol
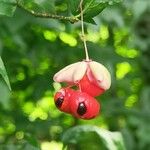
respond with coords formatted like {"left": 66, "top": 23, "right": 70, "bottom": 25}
{"left": 53, "top": 60, "right": 111, "bottom": 96}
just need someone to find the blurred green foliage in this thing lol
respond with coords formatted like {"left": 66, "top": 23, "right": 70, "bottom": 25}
{"left": 0, "top": 0, "right": 150, "bottom": 150}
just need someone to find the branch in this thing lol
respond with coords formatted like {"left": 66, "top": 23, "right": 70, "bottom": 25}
{"left": 15, "top": 2, "right": 79, "bottom": 23}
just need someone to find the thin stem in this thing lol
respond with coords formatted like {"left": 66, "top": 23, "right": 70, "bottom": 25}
{"left": 80, "top": 0, "right": 89, "bottom": 61}
{"left": 14, "top": 1, "right": 79, "bottom": 23}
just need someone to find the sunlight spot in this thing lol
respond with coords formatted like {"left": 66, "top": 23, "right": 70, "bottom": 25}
{"left": 116, "top": 62, "right": 132, "bottom": 79}
{"left": 59, "top": 32, "right": 77, "bottom": 47}
{"left": 29, "top": 107, "right": 48, "bottom": 121}
{"left": 43, "top": 30, "right": 57, "bottom": 42}
{"left": 37, "top": 97, "right": 51, "bottom": 112}
{"left": 39, "top": 61, "right": 49, "bottom": 70}
{"left": 49, "top": 126, "right": 62, "bottom": 137}
{"left": 16, "top": 72, "right": 25, "bottom": 81}
{"left": 125, "top": 94, "right": 138, "bottom": 107}
{"left": 48, "top": 96, "right": 60, "bottom": 118}
{"left": 22, "top": 94, "right": 60, "bottom": 122}
{"left": 99, "top": 25, "right": 109, "bottom": 40}
{"left": 16, "top": 131, "right": 24, "bottom": 140}
{"left": 41, "top": 141, "right": 63, "bottom": 150}
{"left": 87, "top": 31, "right": 99, "bottom": 43}
{"left": 114, "top": 29, "right": 139, "bottom": 58}
{"left": 23, "top": 95, "right": 57, "bottom": 121}
{"left": 53, "top": 82, "right": 61, "bottom": 91}
{"left": 114, "top": 28, "right": 128, "bottom": 45}
{"left": 23, "top": 102, "right": 34, "bottom": 115}
{"left": 115, "top": 46, "right": 139, "bottom": 58}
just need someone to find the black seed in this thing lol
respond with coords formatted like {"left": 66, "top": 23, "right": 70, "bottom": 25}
{"left": 55, "top": 97, "right": 64, "bottom": 108}
{"left": 77, "top": 102, "right": 87, "bottom": 116}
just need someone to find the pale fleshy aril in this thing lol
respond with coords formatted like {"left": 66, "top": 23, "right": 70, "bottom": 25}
{"left": 89, "top": 61, "right": 111, "bottom": 90}
{"left": 53, "top": 60, "right": 111, "bottom": 93}
{"left": 53, "top": 61, "right": 87, "bottom": 83}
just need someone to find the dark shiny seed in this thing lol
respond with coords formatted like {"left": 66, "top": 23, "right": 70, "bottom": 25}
{"left": 55, "top": 97, "right": 64, "bottom": 108}
{"left": 77, "top": 102, "right": 87, "bottom": 116}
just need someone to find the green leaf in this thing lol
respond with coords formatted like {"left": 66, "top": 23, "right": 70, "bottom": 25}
{"left": 68, "top": 0, "right": 96, "bottom": 16}
{"left": 0, "top": 79, "right": 10, "bottom": 108}
{"left": 84, "top": 2, "right": 108, "bottom": 19}
{"left": 62, "top": 125, "right": 126, "bottom": 150}
{"left": 68, "top": 0, "right": 80, "bottom": 15}
{"left": 0, "top": 0, "right": 16, "bottom": 17}
{"left": 69, "top": 0, "right": 122, "bottom": 24}
{"left": 84, "top": 18, "right": 97, "bottom": 24}
{"left": 0, "top": 56, "right": 11, "bottom": 90}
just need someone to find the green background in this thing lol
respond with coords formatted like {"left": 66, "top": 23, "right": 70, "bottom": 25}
{"left": 0, "top": 0, "right": 150, "bottom": 150}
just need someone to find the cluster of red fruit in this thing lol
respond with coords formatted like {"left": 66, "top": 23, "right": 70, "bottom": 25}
{"left": 53, "top": 60, "right": 111, "bottom": 120}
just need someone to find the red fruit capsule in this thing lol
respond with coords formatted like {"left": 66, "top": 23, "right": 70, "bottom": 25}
{"left": 54, "top": 88, "right": 73, "bottom": 113}
{"left": 79, "top": 72, "right": 104, "bottom": 97}
{"left": 69, "top": 91, "right": 100, "bottom": 120}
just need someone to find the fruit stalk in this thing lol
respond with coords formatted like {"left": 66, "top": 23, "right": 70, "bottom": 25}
{"left": 80, "top": 0, "right": 89, "bottom": 61}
